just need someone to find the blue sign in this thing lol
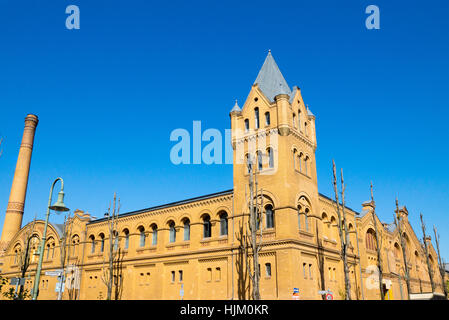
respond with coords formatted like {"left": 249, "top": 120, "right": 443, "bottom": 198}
{"left": 293, "top": 288, "right": 299, "bottom": 294}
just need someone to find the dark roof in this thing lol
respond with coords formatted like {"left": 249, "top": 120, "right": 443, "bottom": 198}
{"left": 88, "top": 189, "right": 233, "bottom": 225}
{"left": 254, "top": 51, "right": 292, "bottom": 102}
{"left": 318, "top": 192, "right": 361, "bottom": 215}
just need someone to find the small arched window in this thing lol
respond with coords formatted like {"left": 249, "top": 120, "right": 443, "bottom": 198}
{"left": 99, "top": 233, "right": 105, "bottom": 252}
{"left": 203, "top": 215, "right": 212, "bottom": 238}
{"left": 298, "top": 153, "right": 302, "bottom": 172}
{"left": 220, "top": 212, "right": 228, "bottom": 236}
{"left": 265, "top": 204, "right": 274, "bottom": 229}
{"left": 267, "top": 147, "right": 274, "bottom": 168}
{"left": 138, "top": 227, "right": 146, "bottom": 247}
{"left": 244, "top": 119, "right": 249, "bottom": 132}
{"left": 169, "top": 221, "right": 176, "bottom": 243}
{"left": 394, "top": 243, "right": 401, "bottom": 258}
{"left": 293, "top": 113, "right": 297, "bottom": 128}
{"left": 123, "top": 229, "right": 129, "bottom": 249}
{"left": 298, "top": 110, "right": 301, "bottom": 130}
{"left": 254, "top": 107, "right": 260, "bottom": 129}
{"left": 293, "top": 149, "right": 297, "bottom": 170}
{"left": 304, "top": 208, "right": 309, "bottom": 231}
{"left": 90, "top": 235, "right": 96, "bottom": 253}
{"left": 183, "top": 219, "right": 190, "bottom": 241}
{"left": 297, "top": 205, "right": 302, "bottom": 230}
{"left": 257, "top": 151, "right": 263, "bottom": 171}
{"left": 304, "top": 156, "right": 309, "bottom": 176}
{"left": 151, "top": 224, "right": 158, "bottom": 245}
{"left": 365, "top": 229, "right": 377, "bottom": 251}
{"left": 112, "top": 231, "right": 119, "bottom": 251}
{"left": 305, "top": 122, "right": 308, "bottom": 136}
{"left": 265, "top": 112, "right": 270, "bottom": 125}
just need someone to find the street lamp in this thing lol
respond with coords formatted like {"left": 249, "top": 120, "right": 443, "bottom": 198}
{"left": 32, "top": 177, "right": 69, "bottom": 300}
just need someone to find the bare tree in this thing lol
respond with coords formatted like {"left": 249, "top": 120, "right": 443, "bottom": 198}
{"left": 369, "top": 182, "right": 384, "bottom": 300}
{"left": 433, "top": 225, "right": 448, "bottom": 298}
{"left": 15, "top": 216, "right": 37, "bottom": 299}
{"left": 236, "top": 155, "right": 264, "bottom": 300}
{"left": 57, "top": 213, "right": 75, "bottom": 300}
{"left": 393, "top": 198, "right": 411, "bottom": 299}
{"left": 331, "top": 160, "right": 351, "bottom": 300}
{"left": 100, "top": 193, "right": 123, "bottom": 300}
{"left": 419, "top": 213, "right": 435, "bottom": 292}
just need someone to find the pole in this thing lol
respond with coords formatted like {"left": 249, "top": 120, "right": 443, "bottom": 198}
{"left": 32, "top": 178, "right": 64, "bottom": 300}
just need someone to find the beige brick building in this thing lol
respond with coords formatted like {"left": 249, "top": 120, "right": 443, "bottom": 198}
{"left": 0, "top": 52, "right": 445, "bottom": 300}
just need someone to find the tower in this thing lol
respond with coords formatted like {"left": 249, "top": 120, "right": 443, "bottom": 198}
{"left": 231, "top": 51, "right": 319, "bottom": 239}
{"left": 0, "top": 114, "right": 39, "bottom": 250}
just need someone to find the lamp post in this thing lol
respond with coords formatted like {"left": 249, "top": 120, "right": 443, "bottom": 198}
{"left": 32, "top": 177, "right": 69, "bottom": 300}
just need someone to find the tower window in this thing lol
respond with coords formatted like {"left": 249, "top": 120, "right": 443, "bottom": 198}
{"left": 244, "top": 119, "right": 249, "bottom": 132}
{"left": 293, "top": 113, "right": 297, "bottom": 128}
{"left": 265, "top": 204, "right": 274, "bottom": 229}
{"left": 257, "top": 151, "right": 263, "bottom": 171}
{"left": 254, "top": 107, "right": 260, "bottom": 129}
{"left": 266, "top": 263, "right": 272, "bottom": 277}
{"left": 265, "top": 112, "right": 270, "bottom": 125}
{"left": 267, "top": 147, "right": 274, "bottom": 168}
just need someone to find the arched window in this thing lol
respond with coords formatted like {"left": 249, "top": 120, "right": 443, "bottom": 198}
{"left": 257, "top": 151, "right": 263, "bottom": 171}
{"left": 254, "top": 107, "right": 260, "bottom": 129}
{"left": 305, "top": 122, "right": 308, "bottom": 136}
{"left": 46, "top": 243, "right": 51, "bottom": 260}
{"left": 304, "top": 208, "right": 310, "bottom": 231}
{"left": 138, "top": 227, "right": 146, "bottom": 247}
{"left": 330, "top": 216, "right": 337, "bottom": 240}
{"left": 298, "top": 110, "right": 301, "bottom": 130}
{"left": 304, "top": 156, "right": 309, "bottom": 176}
{"left": 183, "top": 219, "right": 190, "bottom": 241}
{"left": 203, "top": 215, "right": 212, "bottom": 238}
{"left": 245, "top": 153, "right": 250, "bottom": 173}
{"left": 169, "top": 221, "right": 176, "bottom": 243}
{"left": 123, "top": 229, "right": 129, "bottom": 250}
{"left": 394, "top": 243, "right": 401, "bottom": 259}
{"left": 113, "top": 231, "right": 119, "bottom": 251}
{"left": 322, "top": 213, "right": 329, "bottom": 238}
{"left": 298, "top": 153, "right": 303, "bottom": 172}
{"left": 220, "top": 212, "right": 228, "bottom": 236}
{"left": 265, "top": 112, "right": 270, "bottom": 125}
{"left": 244, "top": 119, "right": 249, "bottom": 132}
{"left": 297, "top": 205, "right": 302, "bottom": 230}
{"left": 293, "top": 113, "right": 297, "bottom": 128}
{"left": 365, "top": 229, "right": 377, "bottom": 251}
{"left": 90, "top": 235, "right": 96, "bottom": 253}
{"left": 151, "top": 224, "right": 158, "bottom": 246}
{"left": 99, "top": 233, "right": 105, "bottom": 252}
{"left": 293, "top": 149, "right": 297, "bottom": 170}
{"left": 265, "top": 263, "right": 272, "bottom": 277}
{"left": 265, "top": 204, "right": 274, "bottom": 229}
{"left": 267, "top": 147, "right": 274, "bottom": 168}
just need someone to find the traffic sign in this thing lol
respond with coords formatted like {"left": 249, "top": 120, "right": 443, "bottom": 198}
{"left": 45, "top": 270, "right": 63, "bottom": 276}
{"left": 10, "top": 277, "right": 25, "bottom": 286}
{"left": 325, "top": 293, "right": 333, "bottom": 300}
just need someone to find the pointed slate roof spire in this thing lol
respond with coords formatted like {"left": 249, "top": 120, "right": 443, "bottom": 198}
{"left": 254, "top": 50, "right": 291, "bottom": 102}
{"left": 230, "top": 99, "right": 241, "bottom": 113}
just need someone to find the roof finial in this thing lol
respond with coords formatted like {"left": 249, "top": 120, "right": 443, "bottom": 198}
{"left": 268, "top": 49, "right": 271, "bottom": 54}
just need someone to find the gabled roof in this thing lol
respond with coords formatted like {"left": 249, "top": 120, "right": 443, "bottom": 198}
{"left": 254, "top": 51, "right": 291, "bottom": 102}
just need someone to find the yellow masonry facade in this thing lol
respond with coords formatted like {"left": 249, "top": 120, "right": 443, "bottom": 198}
{"left": 0, "top": 52, "right": 445, "bottom": 300}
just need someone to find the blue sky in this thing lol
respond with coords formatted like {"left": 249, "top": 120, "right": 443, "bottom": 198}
{"left": 0, "top": 1, "right": 448, "bottom": 260}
